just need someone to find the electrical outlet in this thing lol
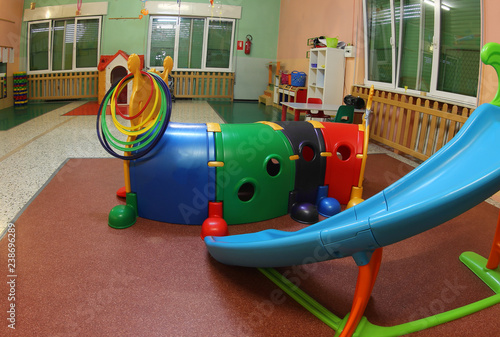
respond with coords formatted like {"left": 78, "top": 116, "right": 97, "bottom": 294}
{"left": 344, "top": 46, "right": 356, "bottom": 58}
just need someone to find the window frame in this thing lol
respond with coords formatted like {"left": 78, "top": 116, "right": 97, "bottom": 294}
{"left": 52, "top": 19, "right": 73, "bottom": 72}
{"left": 203, "top": 17, "right": 236, "bottom": 72}
{"left": 27, "top": 16, "right": 102, "bottom": 75}
{"left": 27, "top": 19, "right": 52, "bottom": 74}
{"left": 175, "top": 16, "right": 206, "bottom": 70}
{"left": 147, "top": 15, "right": 235, "bottom": 72}
{"left": 363, "top": 0, "right": 482, "bottom": 106}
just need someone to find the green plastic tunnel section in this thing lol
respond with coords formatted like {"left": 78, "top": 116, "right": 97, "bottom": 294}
{"left": 215, "top": 123, "right": 295, "bottom": 224}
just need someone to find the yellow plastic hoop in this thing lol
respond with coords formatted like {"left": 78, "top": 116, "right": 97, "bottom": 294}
{"left": 110, "top": 75, "right": 160, "bottom": 134}
{"left": 110, "top": 73, "right": 161, "bottom": 136}
{"left": 111, "top": 73, "right": 155, "bottom": 127}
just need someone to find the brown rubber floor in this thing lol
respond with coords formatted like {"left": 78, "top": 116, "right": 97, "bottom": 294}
{"left": 1, "top": 154, "right": 499, "bottom": 336}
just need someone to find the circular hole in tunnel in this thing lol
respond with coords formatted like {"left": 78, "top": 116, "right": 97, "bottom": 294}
{"left": 301, "top": 145, "right": 315, "bottom": 162}
{"left": 266, "top": 157, "right": 281, "bottom": 177}
{"left": 238, "top": 182, "right": 255, "bottom": 202}
{"left": 336, "top": 145, "right": 352, "bottom": 161}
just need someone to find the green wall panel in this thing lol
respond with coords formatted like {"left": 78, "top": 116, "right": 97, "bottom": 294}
{"left": 235, "top": 0, "right": 280, "bottom": 60}
{"left": 22, "top": 0, "right": 280, "bottom": 98}
{"left": 23, "top": 0, "right": 280, "bottom": 60}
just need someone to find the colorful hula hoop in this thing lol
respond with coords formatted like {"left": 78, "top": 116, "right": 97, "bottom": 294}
{"left": 109, "top": 74, "right": 161, "bottom": 134}
{"left": 112, "top": 71, "right": 154, "bottom": 120}
{"left": 96, "top": 71, "right": 172, "bottom": 160}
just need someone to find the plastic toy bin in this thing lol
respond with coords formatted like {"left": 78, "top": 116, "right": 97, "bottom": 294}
{"left": 291, "top": 71, "right": 306, "bottom": 87}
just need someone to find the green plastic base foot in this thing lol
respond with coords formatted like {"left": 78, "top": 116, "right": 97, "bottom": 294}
{"left": 108, "top": 193, "right": 138, "bottom": 229}
{"left": 459, "top": 251, "right": 500, "bottom": 293}
{"left": 260, "top": 251, "right": 500, "bottom": 337}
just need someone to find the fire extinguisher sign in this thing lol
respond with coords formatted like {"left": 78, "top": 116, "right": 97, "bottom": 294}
{"left": 237, "top": 41, "right": 244, "bottom": 50}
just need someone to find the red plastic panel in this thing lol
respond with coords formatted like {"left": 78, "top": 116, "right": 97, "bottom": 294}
{"left": 320, "top": 122, "right": 364, "bottom": 204}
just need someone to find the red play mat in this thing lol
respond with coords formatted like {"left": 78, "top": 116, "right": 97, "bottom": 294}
{"left": 64, "top": 101, "right": 129, "bottom": 116}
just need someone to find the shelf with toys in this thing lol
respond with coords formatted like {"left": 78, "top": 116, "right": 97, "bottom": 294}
{"left": 307, "top": 47, "right": 345, "bottom": 106}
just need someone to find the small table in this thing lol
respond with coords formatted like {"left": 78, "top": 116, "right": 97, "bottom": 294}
{"left": 281, "top": 102, "right": 341, "bottom": 121}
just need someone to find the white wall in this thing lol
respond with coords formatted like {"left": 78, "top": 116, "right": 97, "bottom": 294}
{"left": 233, "top": 56, "right": 274, "bottom": 100}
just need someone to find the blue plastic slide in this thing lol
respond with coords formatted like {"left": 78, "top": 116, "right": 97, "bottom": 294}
{"left": 205, "top": 44, "right": 500, "bottom": 268}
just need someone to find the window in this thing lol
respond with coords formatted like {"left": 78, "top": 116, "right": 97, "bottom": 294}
{"left": 150, "top": 17, "right": 177, "bottom": 68}
{"left": 52, "top": 20, "right": 74, "bottom": 71}
{"left": 28, "top": 17, "right": 101, "bottom": 73}
{"left": 29, "top": 21, "right": 50, "bottom": 72}
{"left": 178, "top": 18, "right": 204, "bottom": 69}
{"left": 206, "top": 19, "right": 234, "bottom": 69}
{"left": 364, "top": 0, "right": 481, "bottom": 105}
{"left": 148, "top": 16, "right": 235, "bottom": 71}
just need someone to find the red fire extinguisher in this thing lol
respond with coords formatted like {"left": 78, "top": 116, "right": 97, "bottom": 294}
{"left": 245, "top": 35, "right": 252, "bottom": 55}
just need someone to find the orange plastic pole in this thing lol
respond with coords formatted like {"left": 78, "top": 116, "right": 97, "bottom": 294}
{"left": 347, "top": 86, "right": 374, "bottom": 209}
{"left": 123, "top": 137, "right": 133, "bottom": 193}
{"left": 122, "top": 54, "right": 165, "bottom": 193}
{"left": 356, "top": 85, "right": 374, "bottom": 188}
{"left": 268, "top": 63, "right": 273, "bottom": 85}
{"left": 486, "top": 209, "right": 500, "bottom": 269}
{"left": 122, "top": 55, "right": 143, "bottom": 193}
{"left": 340, "top": 248, "right": 383, "bottom": 337}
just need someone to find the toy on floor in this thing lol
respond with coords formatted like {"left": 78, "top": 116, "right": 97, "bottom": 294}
{"left": 96, "top": 54, "right": 372, "bottom": 236}
{"left": 97, "top": 54, "right": 172, "bottom": 225}
{"left": 204, "top": 43, "right": 500, "bottom": 336}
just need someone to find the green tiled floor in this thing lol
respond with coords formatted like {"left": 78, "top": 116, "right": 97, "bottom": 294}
{"left": 0, "top": 99, "right": 296, "bottom": 131}
{"left": 208, "top": 100, "right": 301, "bottom": 124}
{"left": 0, "top": 101, "right": 71, "bottom": 131}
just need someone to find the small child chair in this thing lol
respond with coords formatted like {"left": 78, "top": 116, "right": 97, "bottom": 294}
{"left": 305, "top": 98, "right": 330, "bottom": 121}
{"left": 333, "top": 105, "right": 355, "bottom": 123}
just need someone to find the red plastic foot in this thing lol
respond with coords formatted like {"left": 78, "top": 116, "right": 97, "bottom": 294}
{"left": 486, "top": 209, "right": 500, "bottom": 269}
{"left": 116, "top": 186, "right": 127, "bottom": 198}
{"left": 340, "top": 248, "right": 383, "bottom": 337}
{"left": 200, "top": 202, "right": 228, "bottom": 239}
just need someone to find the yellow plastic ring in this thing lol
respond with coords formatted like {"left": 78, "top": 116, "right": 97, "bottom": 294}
{"left": 110, "top": 74, "right": 160, "bottom": 132}
{"left": 110, "top": 74, "right": 161, "bottom": 136}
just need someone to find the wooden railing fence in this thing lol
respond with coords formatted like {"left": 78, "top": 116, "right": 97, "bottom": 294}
{"left": 28, "top": 72, "right": 98, "bottom": 100}
{"left": 28, "top": 71, "right": 234, "bottom": 101}
{"left": 171, "top": 71, "right": 234, "bottom": 100}
{"left": 352, "top": 85, "right": 474, "bottom": 161}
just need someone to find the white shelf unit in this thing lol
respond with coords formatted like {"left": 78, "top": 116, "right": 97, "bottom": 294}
{"left": 308, "top": 48, "right": 345, "bottom": 106}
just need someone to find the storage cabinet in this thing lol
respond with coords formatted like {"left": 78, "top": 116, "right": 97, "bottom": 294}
{"left": 308, "top": 48, "right": 345, "bottom": 105}
{"left": 273, "top": 84, "right": 307, "bottom": 109}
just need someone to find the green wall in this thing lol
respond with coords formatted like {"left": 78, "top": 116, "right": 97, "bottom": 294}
{"left": 22, "top": 0, "right": 280, "bottom": 63}
{"left": 101, "top": 0, "right": 148, "bottom": 55}
{"left": 22, "top": 0, "right": 280, "bottom": 99}
{"left": 235, "top": 0, "right": 280, "bottom": 59}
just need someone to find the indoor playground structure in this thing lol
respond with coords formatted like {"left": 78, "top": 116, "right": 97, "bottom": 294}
{"left": 204, "top": 43, "right": 500, "bottom": 336}
{"left": 97, "top": 54, "right": 372, "bottom": 236}
{"left": 97, "top": 42, "right": 500, "bottom": 336}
